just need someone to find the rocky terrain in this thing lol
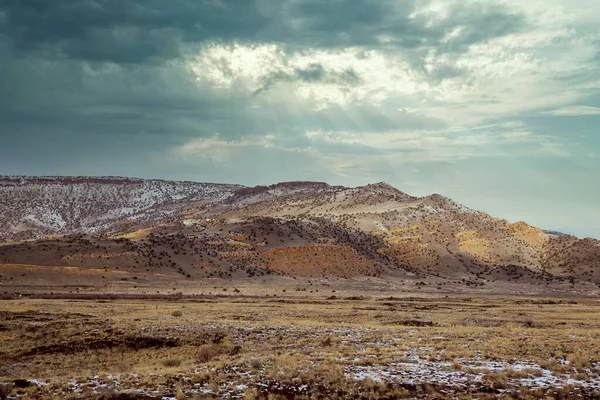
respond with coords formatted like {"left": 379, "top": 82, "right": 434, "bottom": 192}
{"left": 0, "top": 176, "right": 242, "bottom": 240}
{"left": 1, "top": 177, "right": 600, "bottom": 399}
{"left": 1, "top": 176, "right": 599, "bottom": 294}
{"left": 1, "top": 296, "right": 599, "bottom": 399}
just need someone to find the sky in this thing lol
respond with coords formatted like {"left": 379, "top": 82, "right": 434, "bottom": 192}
{"left": 0, "top": 1, "right": 599, "bottom": 238}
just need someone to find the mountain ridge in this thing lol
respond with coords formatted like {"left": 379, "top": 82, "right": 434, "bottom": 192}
{"left": 1, "top": 175, "right": 599, "bottom": 293}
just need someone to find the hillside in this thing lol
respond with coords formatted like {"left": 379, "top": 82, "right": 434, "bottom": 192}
{"left": 0, "top": 177, "right": 599, "bottom": 294}
{"left": 0, "top": 176, "right": 242, "bottom": 241}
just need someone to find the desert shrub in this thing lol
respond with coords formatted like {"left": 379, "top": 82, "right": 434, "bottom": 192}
{"left": 266, "top": 395, "right": 287, "bottom": 400}
{"left": 194, "top": 328, "right": 228, "bottom": 345}
{"left": 540, "top": 359, "right": 567, "bottom": 374}
{"left": 568, "top": 352, "right": 590, "bottom": 372}
{"left": 197, "top": 345, "right": 217, "bottom": 363}
{"left": 268, "top": 354, "right": 307, "bottom": 381}
{"left": 522, "top": 318, "right": 538, "bottom": 328}
{"left": 171, "top": 310, "right": 183, "bottom": 317}
{"left": 0, "top": 383, "right": 14, "bottom": 399}
{"left": 162, "top": 358, "right": 182, "bottom": 367}
{"left": 197, "top": 341, "right": 240, "bottom": 363}
{"left": 91, "top": 388, "right": 140, "bottom": 400}
{"left": 243, "top": 388, "right": 260, "bottom": 400}
{"left": 249, "top": 358, "right": 263, "bottom": 369}
{"left": 502, "top": 366, "right": 539, "bottom": 379}
{"left": 452, "top": 360, "right": 463, "bottom": 371}
{"left": 359, "top": 376, "right": 383, "bottom": 392}
{"left": 320, "top": 363, "right": 345, "bottom": 385}
{"left": 482, "top": 370, "right": 508, "bottom": 389}
{"left": 117, "top": 362, "right": 133, "bottom": 374}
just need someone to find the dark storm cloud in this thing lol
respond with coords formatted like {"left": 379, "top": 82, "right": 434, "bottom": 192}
{"left": 435, "top": 4, "right": 524, "bottom": 53}
{"left": 0, "top": 33, "right": 445, "bottom": 145}
{"left": 0, "top": 0, "right": 525, "bottom": 63}
{"left": 0, "top": 0, "right": 527, "bottom": 134}
{"left": 270, "top": 0, "right": 525, "bottom": 55}
{"left": 0, "top": 0, "right": 528, "bottom": 130}
{"left": 0, "top": 0, "right": 527, "bottom": 172}
{"left": 295, "top": 0, "right": 389, "bottom": 28}
{"left": 253, "top": 63, "right": 362, "bottom": 96}
{"left": 0, "top": 0, "right": 269, "bottom": 63}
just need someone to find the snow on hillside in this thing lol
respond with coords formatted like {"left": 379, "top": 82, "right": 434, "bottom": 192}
{"left": 0, "top": 176, "right": 243, "bottom": 240}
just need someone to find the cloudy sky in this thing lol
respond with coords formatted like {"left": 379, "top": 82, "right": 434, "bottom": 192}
{"left": 1, "top": 1, "right": 599, "bottom": 238}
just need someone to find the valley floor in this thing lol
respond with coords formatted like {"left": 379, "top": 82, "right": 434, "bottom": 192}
{"left": 1, "top": 293, "right": 599, "bottom": 399}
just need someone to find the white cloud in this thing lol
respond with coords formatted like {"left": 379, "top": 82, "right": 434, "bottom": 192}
{"left": 177, "top": 128, "right": 565, "bottom": 172}
{"left": 544, "top": 106, "right": 600, "bottom": 116}
{"left": 188, "top": 0, "right": 599, "bottom": 130}
{"left": 188, "top": 44, "right": 426, "bottom": 108}
{"left": 178, "top": 0, "right": 597, "bottom": 171}
{"left": 175, "top": 135, "right": 270, "bottom": 163}
{"left": 175, "top": 133, "right": 315, "bottom": 163}
{"left": 533, "top": 142, "right": 570, "bottom": 157}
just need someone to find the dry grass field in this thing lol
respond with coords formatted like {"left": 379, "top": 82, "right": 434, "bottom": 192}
{"left": 1, "top": 295, "right": 599, "bottom": 399}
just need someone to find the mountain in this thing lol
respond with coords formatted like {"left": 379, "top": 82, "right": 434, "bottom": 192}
{"left": 0, "top": 176, "right": 242, "bottom": 241}
{"left": 1, "top": 176, "right": 599, "bottom": 291}
{"left": 544, "top": 230, "right": 567, "bottom": 236}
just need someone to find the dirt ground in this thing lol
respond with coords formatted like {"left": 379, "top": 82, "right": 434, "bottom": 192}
{"left": 1, "top": 292, "right": 599, "bottom": 399}
{"left": 1, "top": 268, "right": 598, "bottom": 299}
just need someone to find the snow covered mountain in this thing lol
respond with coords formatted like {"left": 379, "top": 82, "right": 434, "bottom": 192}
{"left": 0, "top": 176, "right": 242, "bottom": 240}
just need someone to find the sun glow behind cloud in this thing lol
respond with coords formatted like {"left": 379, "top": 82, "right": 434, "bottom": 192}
{"left": 181, "top": 19, "right": 586, "bottom": 166}
{"left": 188, "top": 44, "right": 426, "bottom": 108}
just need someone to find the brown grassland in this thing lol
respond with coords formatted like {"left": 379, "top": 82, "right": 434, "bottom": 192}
{"left": 1, "top": 295, "right": 599, "bottom": 399}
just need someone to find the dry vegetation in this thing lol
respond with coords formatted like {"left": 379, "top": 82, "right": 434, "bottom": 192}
{"left": 1, "top": 296, "right": 599, "bottom": 399}
{"left": 2, "top": 179, "right": 600, "bottom": 399}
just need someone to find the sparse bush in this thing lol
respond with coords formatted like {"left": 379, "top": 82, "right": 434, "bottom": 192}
{"left": 197, "top": 345, "right": 217, "bottom": 363}
{"left": 197, "top": 341, "right": 239, "bottom": 363}
{"left": 171, "top": 310, "right": 183, "bottom": 318}
{"left": 321, "top": 363, "right": 346, "bottom": 385}
{"left": 522, "top": 318, "right": 537, "bottom": 328}
{"left": 360, "top": 376, "right": 383, "bottom": 392}
{"left": 452, "top": 360, "right": 463, "bottom": 371}
{"left": 93, "top": 388, "right": 140, "bottom": 400}
{"left": 483, "top": 370, "right": 508, "bottom": 389}
{"left": 162, "top": 358, "right": 182, "bottom": 367}
{"left": 0, "top": 383, "right": 13, "bottom": 399}
{"left": 568, "top": 352, "right": 590, "bottom": 372}
{"left": 117, "top": 362, "right": 133, "bottom": 374}
{"left": 249, "top": 358, "right": 263, "bottom": 369}
{"left": 194, "top": 327, "right": 228, "bottom": 345}
{"left": 243, "top": 388, "right": 260, "bottom": 400}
